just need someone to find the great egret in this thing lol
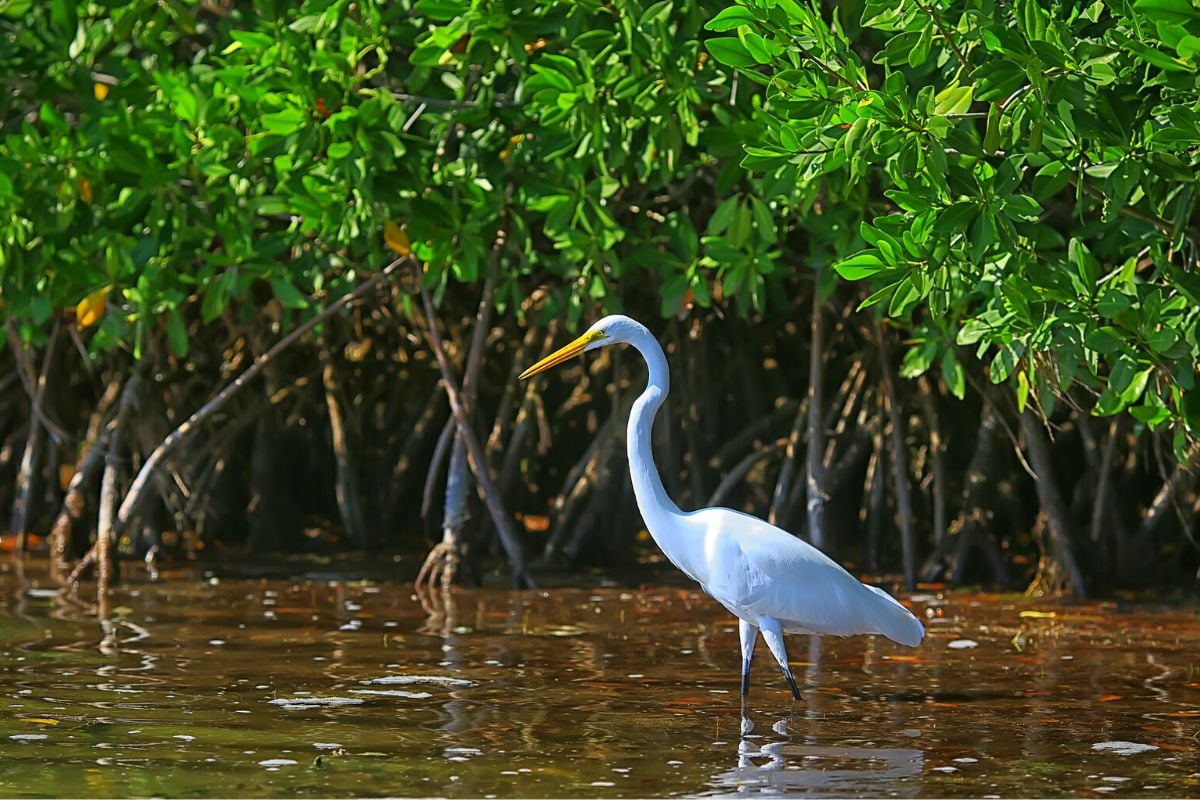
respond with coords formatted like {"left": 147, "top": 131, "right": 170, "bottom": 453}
{"left": 519, "top": 315, "right": 924, "bottom": 700}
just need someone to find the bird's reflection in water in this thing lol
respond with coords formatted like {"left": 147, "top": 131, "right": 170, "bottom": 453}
{"left": 717, "top": 635, "right": 923, "bottom": 797}
{"left": 710, "top": 735, "right": 925, "bottom": 797}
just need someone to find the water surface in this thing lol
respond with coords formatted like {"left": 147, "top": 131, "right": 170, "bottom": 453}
{"left": 1, "top": 560, "right": 1197, "bottom": 797}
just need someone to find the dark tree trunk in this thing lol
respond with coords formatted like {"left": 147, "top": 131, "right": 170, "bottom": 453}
{"left": 10, "top": 321, "right": 61, "bottom": 549}
{"left": 805, "top": 273, "right": 829, "bottom": 552}
{"left": 322, "top": 351, "right": 369, "bottom": 550}
{"left": 876, "top": 322, "right": 916, "bottom": 590}
{"left": 918, "top": 376, "right": 947, "bottom": 547}
{"left": 1019, "top": 411, "right": 1087, "bottom": 597}
{"left": 920, "top": 405, "right": 1009, "bottom": 587}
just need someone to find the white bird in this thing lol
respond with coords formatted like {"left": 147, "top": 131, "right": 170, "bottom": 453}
{"left": 520, "top": 315, "right": 924, "bottom": 700}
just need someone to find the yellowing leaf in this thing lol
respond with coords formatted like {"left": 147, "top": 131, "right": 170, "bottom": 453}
{"left": 1018, "top": 610, "right": 1057, "bottom": 619}
{"left": 93, "top": 82, "right": 109, "bottom": 101}
{"left": 76, "top": 286, "right": 111, "bottom": 330}
{"left": 78, "top": 175, "right": 93, "bottom": 205}
{"left": 500, "top": 133, "right": 524, "bottom": 160}
{"left": 19, "top": 718, "right": 58, "bottom": 725}
{"left": 383, "top": 220, "right": 410, "bottom": 255}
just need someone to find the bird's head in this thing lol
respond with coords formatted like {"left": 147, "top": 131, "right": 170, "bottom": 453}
{"left": 518, "top": 314, "right": 641, "bottom": 380}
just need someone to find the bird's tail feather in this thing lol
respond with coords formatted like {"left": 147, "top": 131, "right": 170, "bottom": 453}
{"left": 863, "top": 585, "right": 925, "bottom": 647}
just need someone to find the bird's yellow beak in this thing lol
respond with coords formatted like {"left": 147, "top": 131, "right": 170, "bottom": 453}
{"left": 518, "top": 330, "right": 606, "bottom": 381}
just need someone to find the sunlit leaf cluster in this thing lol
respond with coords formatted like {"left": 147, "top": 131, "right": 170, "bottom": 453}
{"left": 0, "top": 0, "right": 787, "bottom": 355}
{"left": 705, "top": 0, "right": 1200, "bottom": 460}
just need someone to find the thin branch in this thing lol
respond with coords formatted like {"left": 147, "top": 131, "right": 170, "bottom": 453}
{"left": 794, "top": 43, "right": 861, "bottom": 90}
{"left": 1076, "top": 181, "right": 1200, "bottom": 245}
{"left": 113, "top": 258, "right": 408, "bottom": 535}
{"left": 913, "top": 0, "right": 969, "bottom": 70}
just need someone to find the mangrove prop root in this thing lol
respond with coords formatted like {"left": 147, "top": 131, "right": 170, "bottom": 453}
{"left": 419, "top": 285, "right": 533, "bottom": 589}
{"left": 49, "top": 377, "right": 123, "bottom": 581}
{"left": 98, "top": 373, "right": 143, "bottom": 596}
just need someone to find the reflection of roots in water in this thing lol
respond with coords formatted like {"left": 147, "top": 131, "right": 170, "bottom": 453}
{"left": 415, "top": 580, "right": 457, "bottom": 637}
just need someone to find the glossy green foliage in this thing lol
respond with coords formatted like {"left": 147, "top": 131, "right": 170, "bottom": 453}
{"left": 2, "top": 0, "right": 1198, "bottom": 462}
{"left": 0, "top": 0, "right": 781, "bottom": 354}
{"left": 706, "top": 0, "right": 1200, "bottom": 461}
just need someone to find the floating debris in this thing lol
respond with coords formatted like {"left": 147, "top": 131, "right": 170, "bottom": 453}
{"left": 948, "top": 639, "right": 978, "bottom": 649}
{"left": 444, "top": 747, "right": 482, "bottom": 757}
{"left": 174, "top": 735, "right": 196, "bottom": 742}
{"left": 366, "top": 675, "right": 473, "bottom": 688}
{"left": 258, "top": 758, "right": 298, "bottom": 767}
{"left": 9, "top": 734, "right": 47, "bottom": 741}
{"left": 1091, "top": 742, "right": 1159, "bottom": 756}
{"left": 269, "top": 696, "right": 364, "bottom": 709}
{"left": 312, "top": 742, "right": 343, "bottom": 750}
{"left": 349, "top": 689, "right": 432, "bottom": 699}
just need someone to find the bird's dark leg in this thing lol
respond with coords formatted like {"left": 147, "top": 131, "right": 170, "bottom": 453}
{"left": 759, "top": 618, "right": 802, "bottom": 702}
{"left": 738, "top": 618, "right": 757, "bottom": 697}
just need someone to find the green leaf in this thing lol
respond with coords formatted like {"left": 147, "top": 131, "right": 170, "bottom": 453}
{"left": 856, "top": 279, "right": 903, "bottom": 311}
{"left": 1130, "top": 404, "right": 1172, "bottom": 426}
{"left": 166, "top": 308, "right": 188, "bottom": 359}
{"left": 956, "top": 319, "right": 992, "bottom": 346}
{"left": 706, "top": 38, "right": 758, "bottom": 69}
{"left": 1085, "top": 326, "right": 1125, "bottom": 355}
{"left": 262, "top": 106, "right": 305, "bottom": 136}
{"left": 899, "top": 341, "right": 937, "bottom": 378}
{"left": 414, "top": 0, "right": 467, "bottom": 21}
{"left": 1031, "top": 161, "right": 1071, "bottom": 201}
{"left": 834, "top": 251, "right": 886, "bottom": 280}
{"left": 989, "top": 342, "right": 1022, "bottom": 383}
{"left": 1122, "top": 366, "right": 1154, "bottom": 405}
{"left": 942, "top": 350, "right": 966, "bottom": 399}
{"left": 270, "top": 278, "right": 310, "bottom": 309}
{"left": 705, "top": 6, "right": 757, "bottom": 31}
{"left": 934, "top": 84, "right": 974, "bottom": 116}
{"left": 888, "top": 275, "right": 920, "bottom": 316}
{"left": 229, "top": 31, "right": 274, "bottom": 51}
{"left": 972, "top": 61, "right": 1028, "bottom": 102}
{"left": 1133, "top": 0, "right": 1200, "bottom": 26}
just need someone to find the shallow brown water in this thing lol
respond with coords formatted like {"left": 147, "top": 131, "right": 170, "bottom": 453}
{"left": 1, "top": 559, "right": 1198, "bottom": 798}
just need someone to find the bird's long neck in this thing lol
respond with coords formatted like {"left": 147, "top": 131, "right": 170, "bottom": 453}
{"left": 625, "top": 327, "right": 686, "bottom": 544}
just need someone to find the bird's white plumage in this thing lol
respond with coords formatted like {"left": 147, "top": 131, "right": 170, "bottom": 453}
{"left": 524, "top": 314, "right": 924, "bottom": 699}
{"left": 683, "top": 507, "right": 925, "bottom": 646}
